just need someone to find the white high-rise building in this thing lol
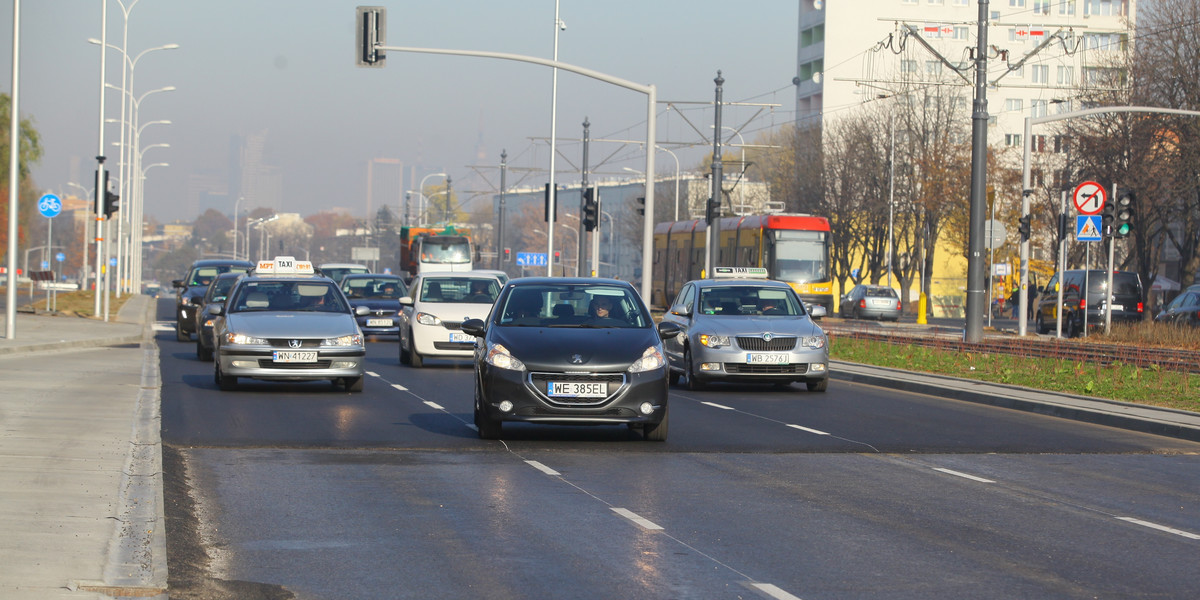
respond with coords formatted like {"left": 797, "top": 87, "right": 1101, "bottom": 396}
{"left": 796, "top": 0, "right": 1135, "bottom": 148}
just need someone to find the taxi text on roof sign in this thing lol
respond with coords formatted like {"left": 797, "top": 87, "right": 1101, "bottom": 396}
{"left": 712, "top": 267, "right": 769, "bottom": 279}
{"left": 256, "top": 256, "right": 315, "bottom": 275}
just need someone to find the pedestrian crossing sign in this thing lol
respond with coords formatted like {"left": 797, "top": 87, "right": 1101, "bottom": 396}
{"left": 1076, "top": 215, "right": 1102, "bottom": 242}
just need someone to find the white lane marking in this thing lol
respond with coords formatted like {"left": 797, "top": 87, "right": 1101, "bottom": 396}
{"left": 932, "top": 467, "right": 995, "bottom": 483}
{"left": 391, "top": 384, "right": 408, "bottom": 391}
{"left": 786, "top": 424, "right": 830, "bottom": 436}
{"left": 701, "top": 401, "right": 735, "bottom": 410}
{"left": 611, "top": 508, "right": 663, "bottom": 530}
{"left": 751, "top": 583, "right": 804, "bottom": 600}
{"left": 1117, "top": 517, "right": 1200, "bottom": 540}
{"left": 366, "top": 371, "right": 379, "bottom": 377}
{"left": 153, "top": 323, "right": 173, "bottom": 332}
{"left": 423, "top": 401, "right": 444, "bottom": 410}
{"left": 525, "top": 460, "right": 560, "bottom": 476}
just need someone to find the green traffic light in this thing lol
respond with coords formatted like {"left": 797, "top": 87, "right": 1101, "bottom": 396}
{"left": 1116, "top": 223, "right": 1132, "bottom": 237}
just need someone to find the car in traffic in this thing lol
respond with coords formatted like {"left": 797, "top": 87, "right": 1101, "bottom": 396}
{"left": 460, "top": 277, "right": 680, "bottom": 440}
{"left": 658, "top": 267, "right": 830, "bottom": 391}
{"left": 340, "top": 273, "right": 408, "bottom": 338}
{"left": 210, "top": 257, "right": 370, "bottom": 392}
{"left": 398, "top": 271, "right": 503, "bottom": 367}
{"left": 172, "top": 259, "right": 254, "bottom": 342}
{"left": 472, "top": 269, "right": 510, "bottom": 286}
{"left": 1034, "top": 269, "right": 1144, "bottom": 336}
{"left": 1154, "top": 284, "right": 1200, "bottom": 327}
{"left": 839, "top": 284, "right": 902, "bottom": 321}
{"left": 317, "top": 262, "right": 370, "bottom": 286}
{"left": 194, "top": 271, "right": 244, "bottom": 361}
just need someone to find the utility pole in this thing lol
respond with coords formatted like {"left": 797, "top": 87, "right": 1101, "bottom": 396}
{"left": 496, "top": 150, "right": 507, "bottom": 270}
{"left": 964, "top": 0, "right": 990, "bottom": 343}
{"left": 706, "top": 71, "right": 725, "bottom": 278}
{"left": 444, "top": 175, "right": 452, "bottom": 225}
{"left": 579, "top": 118, "right": 589, "bottom": 277}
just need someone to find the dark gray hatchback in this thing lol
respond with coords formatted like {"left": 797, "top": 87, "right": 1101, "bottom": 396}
{"left": 1034, "top": 269, "right": 1144, "bottom": 336}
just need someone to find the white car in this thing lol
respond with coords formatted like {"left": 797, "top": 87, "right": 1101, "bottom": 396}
{"left": 398, "top": 271, "right": 503, "bottom": 367}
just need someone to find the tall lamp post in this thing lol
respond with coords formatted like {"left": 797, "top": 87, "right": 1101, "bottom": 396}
{"left": 416, "top": 172, "right": 447, "bottom": 227}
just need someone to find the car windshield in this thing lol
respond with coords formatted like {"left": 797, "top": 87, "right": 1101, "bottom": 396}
{"left": 229, "top": 280, "right": 349, "bottom": 313}
{"left": 865, "top": 287, "right": 898, "bottom": 298}
{"left": 1086, "top": 272, "right": 1141, "bottom": 296}
{"left": 322, "top": 267, "right": 368, "bottom": 284}
{"left": 189, "top": 264, "right": 248, "bottom": 287}
{"left": 205, "top": 276, "right": 239, "bottom": 302}
{"left": 418, "top": 277, "right": 500, "bottom": 303}
{"left": 496, "top": 284, "right": 648, "bottom": 328}
{"left": 343, "top": 277, "right": 405, "bottom": 300}
{"left": 697, "top": 285, "right": 805, "bottom": 316}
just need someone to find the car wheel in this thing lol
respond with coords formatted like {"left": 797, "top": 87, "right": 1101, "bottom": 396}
{"left": 176, "top": 321, "right": 189, "bottom": 342}
{"left": 196, "top": 341, "right": 212, "bottom": 362}
{"left": 344, "top": 376, "right": 364, "bottom": 393}
{"left": 684, "top": 347, "right": 704, "bottom": 391}
{"left": 474, "top": 381, "right": 501, "bottom": 440}
{"left": 1035, "top": 313, "right": 1047, "bottom": 334}
{"left": 399, "top": 334, "right": 411, "bottom": 364}
{"left": 215, "top": 362, "right": 237, "bottom": 391}
{"left": 1065, "top": 315, "right": 1079, "bottom": 338}
{"left": 642, "top": 406, "right": 668, "bottom": 442}
{"left": 409, "top": 332, "right": 424, "bottom": 368}
{"left": 806, "top": 378, "right": 828, "bottom": 392}
{"left": 667, "top": 369, "right": 681, "bottom": 386}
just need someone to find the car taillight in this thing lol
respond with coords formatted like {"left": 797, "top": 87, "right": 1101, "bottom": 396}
{"left": 896, "top": 300, "right": 901, "bottom": 310}
{"left": 1079, "top": 299, "right": 1087, "bottom": 310}
{"left": 1137, "top": 302, "right": 1143, "bottom": 313}
{"left": 859, "top": 299, "right": 866, "bottom": 308}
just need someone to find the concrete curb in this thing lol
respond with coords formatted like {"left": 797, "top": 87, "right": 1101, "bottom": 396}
{"left": 831, "top": 360, "right": 1200, "bottom": 443}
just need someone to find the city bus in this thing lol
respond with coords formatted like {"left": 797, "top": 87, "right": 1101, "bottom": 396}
{"left": 651, "top": 214, "right": 834, "bottom": 313}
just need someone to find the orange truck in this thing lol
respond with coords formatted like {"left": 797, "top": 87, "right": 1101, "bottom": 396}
{"left": 397, "top": 225, "right": 474, "bottom": 281}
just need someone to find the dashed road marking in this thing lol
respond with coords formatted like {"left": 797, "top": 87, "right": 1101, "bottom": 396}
{"left": 423, "top": 401, "right": 444, "bottom": 410}
{"left": 1117, "top": 517, "right": 1200, "bottom": 540}
{"left": 525, "top": 460, "right": 560, "bottom": 476}
{"left": 786, "top": 424, "right": 829, "bottom": 435}
{"left": 366, "top": 371, "right": 379, "bottom": 377}
{"left": 750, "top": 582, "right": 804, "bottom": 600}
{"left": 932, "top": 467, "right": 995, "bottom": 483}
{"left": 391, "top": 384, "right": 408, "bottom": 391}
{"left": 611, "top": 508, "right": 663, "bottom": 530}
{"left": 701, "top": 401, "right": 735, "bottom": 410}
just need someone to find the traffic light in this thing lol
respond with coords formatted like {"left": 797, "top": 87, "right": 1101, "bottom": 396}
{"left": 1017, "top": 215, "right": 1031, "bottom": 242}
{"left": 553, "top": 250, "right": 561, "bottom": 264}
{"left": 1114, "top": 189, "right": 1134, "bottom": 238}
{"left": 503, "top": 247, "right": 512, "bottom": 262}
{"left": 544, "top": 184, "right": 558, "bottom": 222}
{"left": 635, "top": 196, "right": 645, "bottom": 216}
{"left": 582, "top": 187, "right": 598, "bottom": 231}
{"left": 1100, "top": 199, "right": 1115, "bottom": 238}
{"left": 104, "top": 190, "right": 120, "bottom": 218}
{"left": 355, "top": 6, "right": 386, "bottom": 67}
{"left": 705, "top": 196, "right": 720, "bottom": 223}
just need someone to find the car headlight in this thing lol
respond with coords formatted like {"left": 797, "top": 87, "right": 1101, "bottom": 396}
{"left": 628, "top": 346, "right": 665, "bottom": 373}
{"left": 224, "top": 332, "right": 267, "bottom": 345}
{"left": 698, "top": 334, "right": 730, "bottom": 348}
{"left": 322, "top": 334, "right": 363, "bottom": 347}
{"left": 801, "top": 335, "right": 826, "bottom": 349}
{"left": 485, "top": 343, "right": 525, "bottom": 371}
{"left": 416, "top": 311, "right": 441, "bottom": 326}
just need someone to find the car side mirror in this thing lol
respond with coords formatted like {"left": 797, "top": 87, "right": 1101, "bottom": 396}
{"left": 461, "top": 318, "right": 486, "bottom": 337}
{"left": 172, "top": 279, "right": 185, "bottom": 289}
{"left": 657, "top": 321, "right": 683, "bottom": 339}
{"left": 208, "top": 304, "right": 223, "bottom": 316}
{"left": 355, "top": 306, "right": 371, "bottom": 316}
{"left": 809, "top": 305, "right": 827, "bottom": 319}
{"left": 399, "top": 296, "right": 414, "bottom": 306}
{"left": 668, "top": 303, "right": 691, "bottom": 317}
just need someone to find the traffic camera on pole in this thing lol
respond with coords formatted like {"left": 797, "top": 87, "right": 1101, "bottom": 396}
{"left": 1115, "top": 189, "right": 1134, "bottom": 238}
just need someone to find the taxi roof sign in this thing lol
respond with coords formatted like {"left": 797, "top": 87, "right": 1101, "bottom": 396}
{"left": 712, "top": 266, "right": 769, "bottom": 279}
{"left": 255, "top": 256, "right": 315, "bottom": 275}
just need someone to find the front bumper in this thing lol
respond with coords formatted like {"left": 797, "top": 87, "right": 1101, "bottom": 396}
{"left": 217, "top": 346, "right": 366, "bottom": 381}
{"left": 478, "top": 364, "right": 668, "bottom": 426}
{"left": 413, "top": 321, "right": 476, "bottom": 358}
{"left": 688, "top": 343, "right": 828, "bottom": 384}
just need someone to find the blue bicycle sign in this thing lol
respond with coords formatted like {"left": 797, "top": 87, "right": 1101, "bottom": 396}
{"left": 38, "top": 194, "right": 62, "bottom": 219}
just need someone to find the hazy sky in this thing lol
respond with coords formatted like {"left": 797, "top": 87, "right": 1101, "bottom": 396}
{"left": 4, "top": 1, "right": 800, "bottom": 223}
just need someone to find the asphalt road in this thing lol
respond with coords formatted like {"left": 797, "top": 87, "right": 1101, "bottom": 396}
{"left": 156, "top": 299, "right": 1200, "bottom": 600}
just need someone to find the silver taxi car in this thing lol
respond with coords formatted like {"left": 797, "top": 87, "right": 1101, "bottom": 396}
{"left": 211, "top": 257, "right": 370, "bottom": 392}
{"left": 659, "top": 267, "right": 829, "bottom": 391}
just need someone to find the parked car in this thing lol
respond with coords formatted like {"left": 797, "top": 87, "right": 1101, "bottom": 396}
{"left": 1154, "top": 284, "right": 1200, "bottom": 327}
{"left": 317, "top": 263, "right": 370, "bottom": 286}
{"left": 211, "top": 257, "right": 370, "bottom": 392}
{"left": 194, "top": 271, "right": 245, "bottom": 361}
{"left": 398, "top": 271, "right": 503, "bottom": 367}
{"left": 659, "top": 268, "right": 829, "bottom": 391}
{"left": 172, "top": 259, "right": 254, "bottom": 342}
{"left": 839, "top": 284, "right": 902, "bottom": 321}
{"left": 1034, "top": 269, "right": 1144, "bottom": 337}
{"left": 460, "top": 277, "right": 680, "bottom": 440}
{"left": 340, "top": 273, "right": 408, "bottom": 338}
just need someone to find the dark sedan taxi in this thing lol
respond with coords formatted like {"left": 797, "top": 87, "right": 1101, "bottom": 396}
{"left": 460, "top": 277, "right": 681, "bottom": 441}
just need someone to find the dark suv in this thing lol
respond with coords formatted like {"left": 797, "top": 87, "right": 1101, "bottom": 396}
{"left": 172, "top": 259, "right": 253, "bottom": 341}
{"left": 1034, "top": 269, "right": 1144, "bottom": 337}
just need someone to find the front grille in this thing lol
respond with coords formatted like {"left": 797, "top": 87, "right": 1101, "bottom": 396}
{"left": 257, "top": 359, "right": 332, "bottom": 369}
{"left": 267, "top": 338, "right": 320, "bottom": 349}
{"left": 736, "top": 336, "right": 797, "bottom": 351}
{"left": 371, "top": 309, "right": 394, "bottom": 316}
{"left": 442, "top": 321, "right": 463, "bottom": 331}
{"left": 527, "top": 372, "right": 626, "bottom": 406}
{"left": 725, "top": 363, "right": 808, "bottom": 374}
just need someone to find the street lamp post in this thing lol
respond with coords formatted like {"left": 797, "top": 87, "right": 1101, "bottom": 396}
{"left": 417, "top": 172, "right": 448, "bottom": 227}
